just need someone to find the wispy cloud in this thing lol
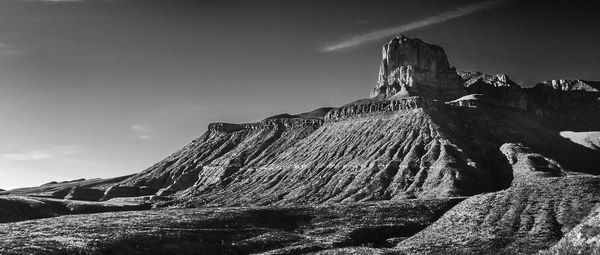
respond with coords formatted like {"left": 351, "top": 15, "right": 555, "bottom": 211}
{"left": 321, "top": 0, "right": 507, "bottom": 52}
{"left": 0, "top": 145, "right": 86, "bottom": 161}
{"left": 21, "top": 0, "right": 83, "bottom": 2}
{"left": 131, "top": 124, "right": 152, "bottom": 140}
{"left": 0, "top": 42, "right": 25, "bottom": 56}
{"left": 353, "top": 20, "right": 370, "bottom": 25}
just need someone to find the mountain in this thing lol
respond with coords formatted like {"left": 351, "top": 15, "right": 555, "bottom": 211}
{"left": 101, "top": 35, "right": 599, "bottom": 208}
{"left": 3, "top": 35, "right": 599, "bottom": 254}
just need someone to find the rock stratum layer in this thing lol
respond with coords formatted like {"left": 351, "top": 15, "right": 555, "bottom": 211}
{"left": 4, "top": 35, "right": 600, "bottom": 255}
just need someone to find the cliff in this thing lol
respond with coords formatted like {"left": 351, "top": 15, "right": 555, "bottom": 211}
{"left": 371, "top": 35, "right": 465, "bottom": 101}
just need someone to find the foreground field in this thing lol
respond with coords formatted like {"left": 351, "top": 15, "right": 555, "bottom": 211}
{"left": 0, "top": 199, "right": 460, "bottom": 255}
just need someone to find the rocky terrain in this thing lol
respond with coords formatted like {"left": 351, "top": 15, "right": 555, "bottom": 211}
{"left": 0, "top": 199, "right": 460, "bottom": 254}
{"left": 2, "top": 35, "right": 599, "bottom": 254}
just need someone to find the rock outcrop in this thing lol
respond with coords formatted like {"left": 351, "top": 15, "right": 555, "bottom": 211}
{"left": 536, "top": 79, "right": 600, "bottom": 92}
{"left": 500, "top": 143, "right": 567, "bottom": 184}
{"left": 559, "top": 131, "right": 600, "bottom": 151}
{"left": 208, "top": 118, "right": 324, "bottom": 133}
{"left": 525, "top": 81, "right": 600, "bottom": 129}
{"left": 370, "top": 35, "right": 464, "bottom": 100}
{"left": 458, "top": 71, "right": 528, "bottom": 110}
{"left": 454, "top": 71, "right": 600, "bottom": 131}
{"left": 324, "top": 96, "right": 435, "bottom": 122}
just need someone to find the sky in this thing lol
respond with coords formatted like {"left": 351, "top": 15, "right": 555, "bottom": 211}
{"left": 0, "top": 0, "right": 599, "bottom": 189}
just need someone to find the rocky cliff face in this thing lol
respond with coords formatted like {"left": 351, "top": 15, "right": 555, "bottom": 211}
{"left": 525, "top": 80, "right": 600, "bottom": 130}
{"left": 371, "top": 35, "right": 464, "bottom": 100}
{"left": 457, "top": 71, "right": 528, "bottom": 110}
{"left": 453, "top": 71, "right": 600, "bottom": 131}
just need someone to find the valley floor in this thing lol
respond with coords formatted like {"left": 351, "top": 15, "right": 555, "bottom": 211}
{"left": 0, "top": 199, "right": 460, "bottom": 255}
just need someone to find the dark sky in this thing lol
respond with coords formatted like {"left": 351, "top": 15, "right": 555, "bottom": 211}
{"left": 0, "top": 0, "right": 599, "bottom": 189}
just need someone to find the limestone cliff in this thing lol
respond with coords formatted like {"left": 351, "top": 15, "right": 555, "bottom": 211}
{"left": 370, "top": 35, "right": 464, "bottom": 100}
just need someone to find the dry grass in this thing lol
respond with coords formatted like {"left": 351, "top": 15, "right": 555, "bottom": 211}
{"left": 0, "top": 199, "right": 460, "bottom": 255}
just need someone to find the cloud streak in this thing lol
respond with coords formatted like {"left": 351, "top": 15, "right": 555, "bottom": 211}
{"left": 0, "top": 42, "right": 25, "bottom": 56}
{"left": 0, "top": 146, "right": 86, "bottom": 161}
{"left": 321, "top": 0, "right": 507, "bottom": 52}
{"left": 131, "top": 124, "right": 152, "bottom": 140}
{"left": 21, "top": 0, "right": 83, "bottom": 2}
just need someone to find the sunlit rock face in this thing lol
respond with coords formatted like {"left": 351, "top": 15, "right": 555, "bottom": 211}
{"left": 537, "top": 79, "right": 600, "bottom": 92}
{"left": 458, "top": 71, "right": 529, "bottom": 110}
{"left": 371, "top": 35, "right": 464, "bottom": 101}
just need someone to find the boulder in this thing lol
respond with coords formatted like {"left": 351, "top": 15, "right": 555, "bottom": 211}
{"left": 370, "top": 35, "right": 464, "bottom": 101}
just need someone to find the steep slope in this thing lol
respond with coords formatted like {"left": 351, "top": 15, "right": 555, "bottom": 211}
{"left": 110, "top": 96, "right": 600, "bottom": 207}
{"left": 117, "top": 118, "right": 324, "bottom": 198}
{"left": 396, "top": 176, "right": 600, "bottom": 255}
{"left": 542, "top": 204, "right": 600, "bottom": 254}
